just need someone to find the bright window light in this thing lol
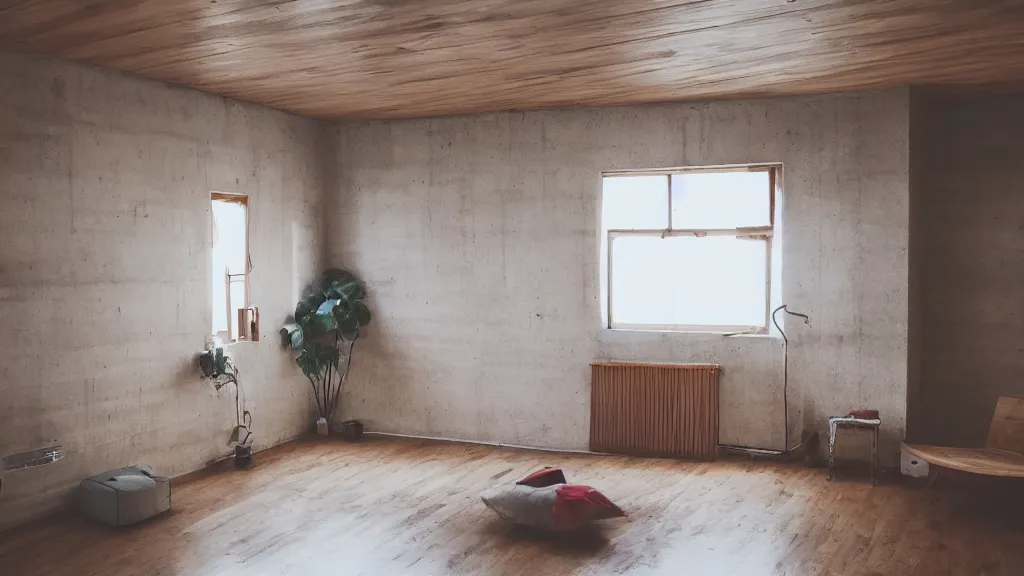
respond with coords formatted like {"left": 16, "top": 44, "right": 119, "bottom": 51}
{"left": 211, "top": 195, "right": 248, "bottom": 340}
{"left": 671, "top": 172, "right": 771, "bottom": 229}
{"left": 601, "top": 167, "right": 777, "bottom": 332}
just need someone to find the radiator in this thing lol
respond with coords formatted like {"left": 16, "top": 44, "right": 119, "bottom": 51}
{"left": 590, "top": 362, "right": 720, "bottom": 459}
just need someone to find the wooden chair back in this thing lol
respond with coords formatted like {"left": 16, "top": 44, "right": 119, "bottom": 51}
{"left": 985, "top": 396, "right": 1024, "bottom": 454}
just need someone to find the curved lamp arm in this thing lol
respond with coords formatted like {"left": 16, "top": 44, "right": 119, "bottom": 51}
{"left": 772, "top": 304, "right": 810, "bottom": 345}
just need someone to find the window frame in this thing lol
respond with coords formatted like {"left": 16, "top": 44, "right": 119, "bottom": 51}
{"left": 602, "top": 164, "right": 779, "bottom": 334}
{"left": 211, "top": 191, "right": 251, "bottom": 342}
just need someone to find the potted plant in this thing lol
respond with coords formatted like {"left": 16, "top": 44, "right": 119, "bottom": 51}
{"left": 198, "top": 345, "right": 253, "bottom": 467}
{"left": 280, "top": 269, "right": 371, "bottom": 434}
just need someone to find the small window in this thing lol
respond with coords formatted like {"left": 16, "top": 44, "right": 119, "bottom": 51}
{"left": 211, "top": 193, "right": 250, "bottom": 341}
{"left": 601, "top": 166, "right": 778, "bottom": 333}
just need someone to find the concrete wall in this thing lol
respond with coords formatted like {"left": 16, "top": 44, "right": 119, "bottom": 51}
{"left": 912, "top": 93, "right": 1024, "bottom": 446}
{"left": 0, "top": 51, "right": 325, "bottom": 529}
{"left": 0, "top": 46, "right": 917, "bottom": 530}
{"left": 328, "top": 90, "right": 910, "bottom": 462}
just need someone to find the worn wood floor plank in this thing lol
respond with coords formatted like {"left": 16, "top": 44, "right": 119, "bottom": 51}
{"left": 1, "top": 436, "right": 1022, "bottom": 575}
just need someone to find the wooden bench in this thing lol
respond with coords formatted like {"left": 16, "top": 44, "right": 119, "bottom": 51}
{"left": 903, "top": 396, "right": 1024, "bottom": 486}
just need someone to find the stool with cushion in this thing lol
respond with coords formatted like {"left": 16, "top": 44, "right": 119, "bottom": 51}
{"left": 828, "top": 415, "right": 881, "bottom": 484}
{"left": 78, "top": 465, "right": 171, "bottom": 526}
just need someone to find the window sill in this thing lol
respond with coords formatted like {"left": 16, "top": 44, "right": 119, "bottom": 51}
{"left": 601, "top": 328, "right": 777, "bottom": 339}
{"left": 211, "top": 337, "right": 259, "bottom": 349}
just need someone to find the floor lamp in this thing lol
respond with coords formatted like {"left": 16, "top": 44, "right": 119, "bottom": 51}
{"left": 773, "top": 304, "right": 811, "bottom": 454}
{"left": 723, "top": 304, "right": 811, "bottom": 458}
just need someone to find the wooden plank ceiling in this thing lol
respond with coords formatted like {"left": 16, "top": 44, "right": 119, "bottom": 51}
{"left": 1, "top": 0, "right": 1022, "bottom": 120}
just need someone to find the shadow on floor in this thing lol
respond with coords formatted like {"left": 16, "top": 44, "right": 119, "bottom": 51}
{"left": 499, "top": 522, "right": 612, "bottom": 555}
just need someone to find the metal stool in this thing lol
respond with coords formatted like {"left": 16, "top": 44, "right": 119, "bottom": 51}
{"left": 827, "top": 416, "right": 881, "bottom": 484}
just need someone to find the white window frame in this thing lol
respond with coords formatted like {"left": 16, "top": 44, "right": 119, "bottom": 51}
{"left": 603, "top": 165, "right": 779, "bottom": 334}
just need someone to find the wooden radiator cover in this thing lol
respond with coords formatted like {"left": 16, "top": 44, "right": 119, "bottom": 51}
{"left": 590, "top": 362, "right": 720, "bottom": 459}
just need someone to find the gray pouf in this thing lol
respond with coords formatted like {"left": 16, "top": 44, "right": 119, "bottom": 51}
{"left": 78, "top": 465, "right": 171, "bottom": 526}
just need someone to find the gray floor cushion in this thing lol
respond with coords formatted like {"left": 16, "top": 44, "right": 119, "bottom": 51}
{"left": 78, "top": 465, "right": 171, "bottom": 526}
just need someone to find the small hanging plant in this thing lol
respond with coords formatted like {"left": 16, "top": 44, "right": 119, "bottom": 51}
{"left": 198, "top": 345, "right": 253, "bottom": 466}
{"left": 280, "top": 269, "right": 371, "bottom": 430}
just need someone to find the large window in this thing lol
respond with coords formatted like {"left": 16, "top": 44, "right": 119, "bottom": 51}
{"left": 211, "top": 193, "right": 250, "bottom": 341}
{"left": 601, "top": 166, "right": 779, "bottom": 333}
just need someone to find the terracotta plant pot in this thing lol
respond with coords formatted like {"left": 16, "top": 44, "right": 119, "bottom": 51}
{"left": 340, "top": 420, "right": 363, "bottom": 441}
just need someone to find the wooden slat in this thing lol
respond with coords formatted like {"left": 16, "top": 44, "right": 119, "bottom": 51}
{"left": 590, "top": 362, "right": 719, "bottom": 459}
{"left": 902, "top": 397, "right": 1024, "bottom": 479}
{"left": 903, "top": 444, "right": 1024, "bottom": 478}
{"left": 1, "top": 0, "right": 1023, "bottom": 119}
{"left": 986, "top": 396, "right": 1024, "bottom": 454}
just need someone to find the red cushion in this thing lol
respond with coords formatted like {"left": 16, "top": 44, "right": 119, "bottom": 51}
{"left": 551, "top": 484, "right": 625, "bottom": 530}
{"left": 516, "top": 467, "right": 567, "bottom": 488}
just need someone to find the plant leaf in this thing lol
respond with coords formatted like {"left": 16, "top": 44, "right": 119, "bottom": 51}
{"left": 321, "top": 269, "right": 365, "bottom": 302}
{"left": 316, "top": 299, "right": 341, "bottom": 316}
{"left": 339, "top": 325, "right": 360, "bottom": 342}
{"left": 353, "top": 300, "right": 372, "bottom": 326}
{"left": 280, "top": 323, "right": 303, "bottom": 349}
{"left": 294, "top": 300, "right": 316, "bottom": 328}
{"left": 315, "top": 344, "right": 341, "bottom": 367}
{"left": 336, "top": 309, "right": 358, "bottom": 331}
{"left": 325, "top": 280, "right": 365, "bottom": 303}
{"left": 313, "top": 299, "right": 341, "bottom": 333}
{"left": 313, "top": 314, "right": 337, "bottom": 333}
{"left": 296, "top": 348, "right": 321, "bottom": 378}
{"left": 304, "top": 291, "right": 327, "bottom": 312}
{"left": 198, "top": 350, "right": 217, "bottom": 377}
{"left": 323, "top": 281, "right": 342, "bottom": 299}
{"left": 332, "top": 299, "right": 355, "bottom": 324}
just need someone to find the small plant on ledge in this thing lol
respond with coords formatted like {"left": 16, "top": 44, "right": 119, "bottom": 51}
{"left": 280, "top": 269, "right": 371, "bottom": 435}
{"left": 198, "top": 344, "right": 253, "bottom": 467}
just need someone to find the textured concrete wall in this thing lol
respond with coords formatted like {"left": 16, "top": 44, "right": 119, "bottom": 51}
{"left": 329, "top": 90, "right": 910, "bottom": 462}
{"left": 0, "top": 51, "right": 325, "bottom": 529}
{"left": 0, "top": 47, "right": 916, "bottom": 531}
{"left": 906, "top": 90, "right": 926, "bottom": 443}
{"left": 913, "top": 93, "right": 1024, "bottom": 446}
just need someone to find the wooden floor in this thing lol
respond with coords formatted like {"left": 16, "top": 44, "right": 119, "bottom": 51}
{"left": 2, "top": 437, "right": 1023, "bottom": 576}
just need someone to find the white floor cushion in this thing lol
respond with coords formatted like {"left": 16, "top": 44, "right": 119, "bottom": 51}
{"left": 78, "top": 465, "right": 170, "bottom": 526}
